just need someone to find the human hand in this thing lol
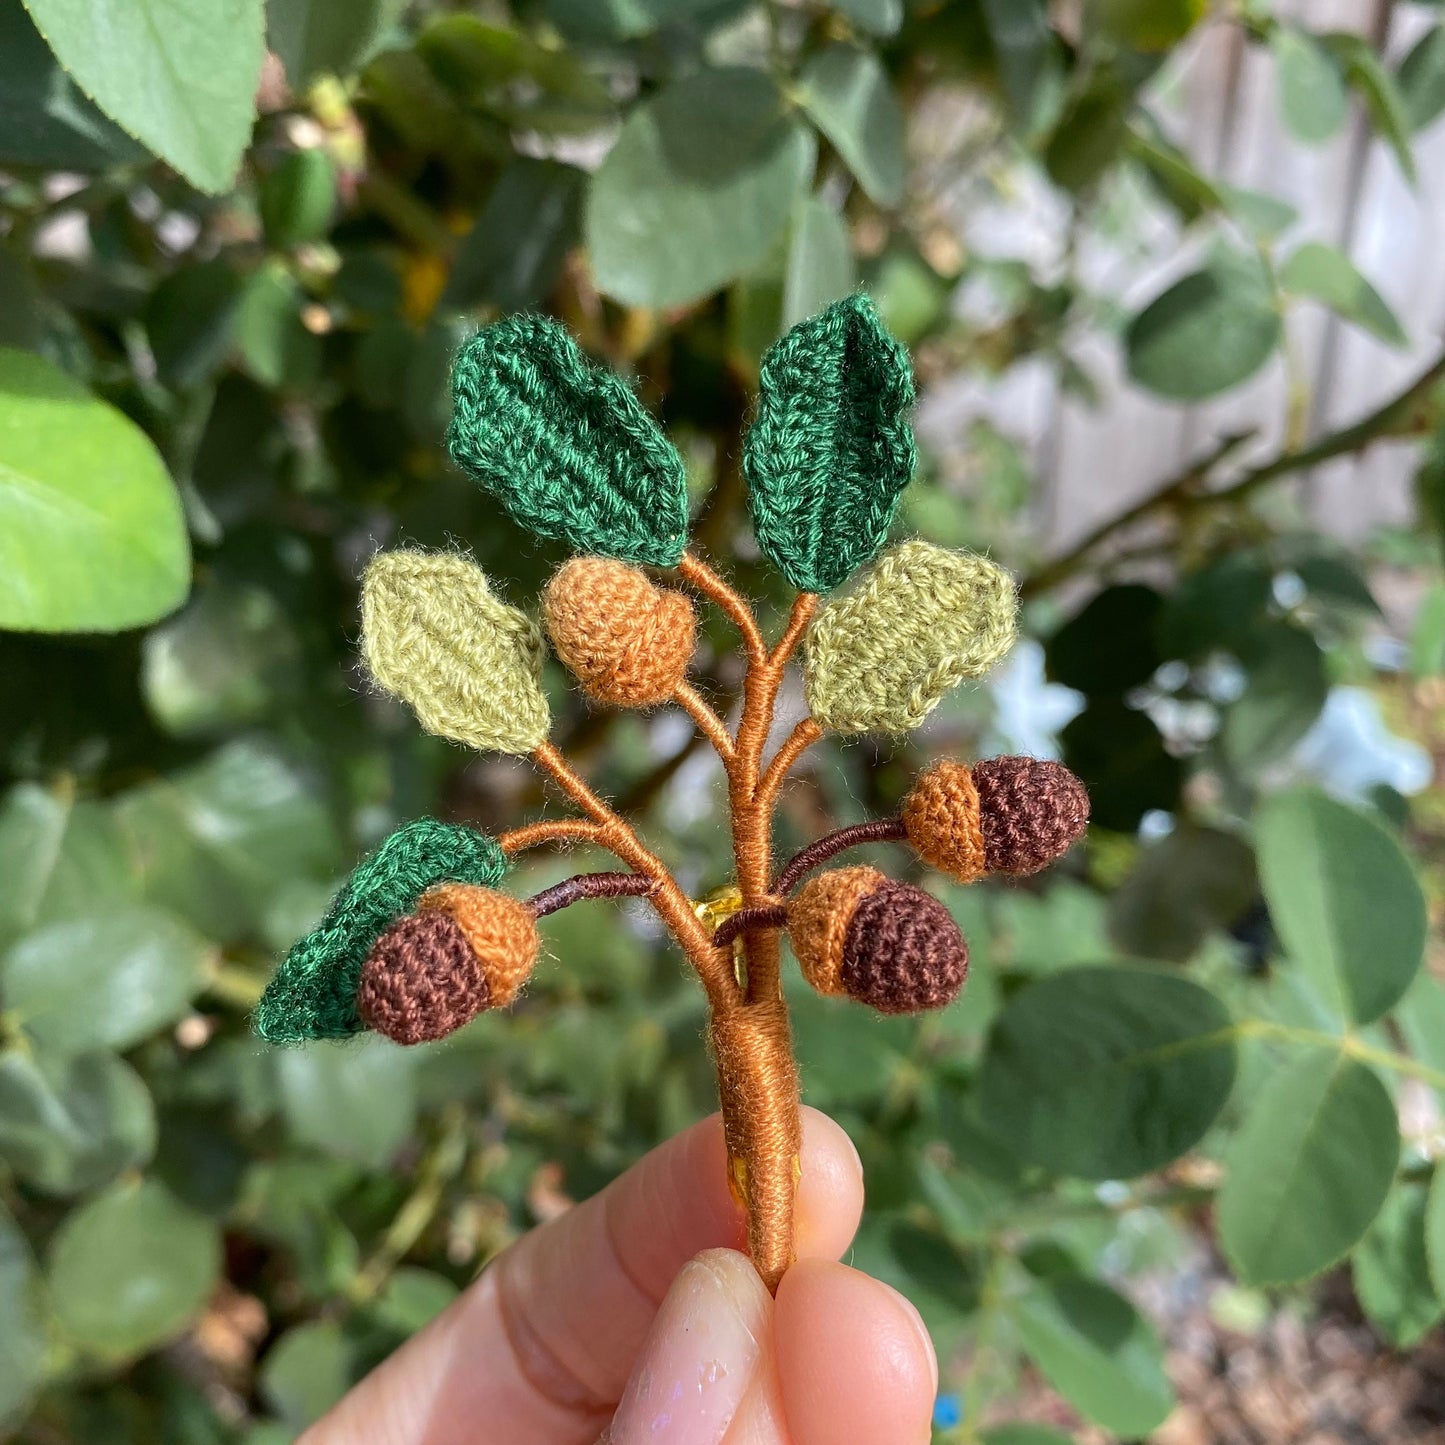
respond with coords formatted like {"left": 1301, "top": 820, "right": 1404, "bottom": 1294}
{"left": 302, "top": 1106, "right": 937, "bottom": 1444}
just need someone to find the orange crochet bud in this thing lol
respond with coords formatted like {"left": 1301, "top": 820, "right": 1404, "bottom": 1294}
{"left": 356, "top": 887, "right": 539, "bottom": 1045}
{"left": 543, "top": 556, "right": 696, "bottom": 707}
{"left": 903, "top": 756, "right": 1089, "bottom": 881}
{"left": 788, "top": 865, "right": 967, "bottom": 1015}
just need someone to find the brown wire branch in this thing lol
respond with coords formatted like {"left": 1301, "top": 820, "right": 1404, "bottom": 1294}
{"left": 498, "top": 818, "right": 608, "bottom": 854}
{"left": 773, "top": 818, "right": 909, "bottom": 896}
{"left": 673, "top": 679, "right": 736, "bottom": 761}
{"left": 529, "top": 741, "right": 734, "bottom": 1008}
{"left": 527, "top": 871, "right": 655, "bottom": 918}
{"left": 756, "top": 716, "right": 823, "bottom": 817}
{"left": 677, "top": 551, "right": 768, "bottom": 665}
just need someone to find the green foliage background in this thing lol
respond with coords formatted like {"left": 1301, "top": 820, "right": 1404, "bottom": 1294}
{"left": 2, "top": 0, "right": 1444, "bottom": 1439}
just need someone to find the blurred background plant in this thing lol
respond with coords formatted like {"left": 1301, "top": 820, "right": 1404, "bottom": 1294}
{"left": 2, "top": 0, "right": 1445, "bottom": 1439}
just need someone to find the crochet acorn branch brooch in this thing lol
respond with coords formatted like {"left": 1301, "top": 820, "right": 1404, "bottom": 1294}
{"left": 256, "top": 295, "right": 1088, "bottom": 1291}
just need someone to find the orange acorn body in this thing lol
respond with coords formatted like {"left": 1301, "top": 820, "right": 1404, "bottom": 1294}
{"left": 357, "top": 887, "right": 539, "bottom": 1045}
{"left": 788, "top": 865, "right": 967, "bottom": 1014}
{"left": 904, "top": 756, "right": 1088, "bottom": 881}
{"left": 543, "top": 556, "right": 696, "bottom": 707}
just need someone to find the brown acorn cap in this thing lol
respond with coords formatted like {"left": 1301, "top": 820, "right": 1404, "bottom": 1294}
{"left": 357, "top": 911, "right": 491, "bottom": 1045}
{"left": 901, "top": 760, "right": 986, "bottom": 883}
{"left": 840, "top": 879, "right": 967, "bottom": 1014}
{"left": 972, "top": 756, "right": 1089, "bottom": 875}
{"left": 418, "top": 884, "right": 539, "bottom": 1007}
{"left": 787, "top": 866, "right": 885, "bottom": 997}
{"left": 543, "top": 556, "right": 696, "bottom": 707}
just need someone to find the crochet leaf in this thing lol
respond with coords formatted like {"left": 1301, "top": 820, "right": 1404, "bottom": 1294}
{"left": 361, "top": 550, "right": 550, "bottom": 756}
{"left": 804, "top": 540, "right": 1018, "bottom": 733}
{"left": 255, "top": 820, "right": 507, "bottom": 1043}
{"left": 448, "top": 314, "right": 689, "bottom": 566}
{"left": 743, "top": 293, "right": 916, "bottom": 593}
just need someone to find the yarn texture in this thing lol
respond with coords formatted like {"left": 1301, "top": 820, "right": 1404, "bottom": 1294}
{"left": 743, "top": 293, "right": 917, "bottom": 593}
{"left": 419, "top": 884, "right": 539, "bottom": 1007}
{"left": 804, "top": 540, "right": 1018, "bottom": 733}
{"left": 787, "top": 865, "right": 884, "bottom": 997}
{"left": 254, "top": 819, "right": 507, "bottom": 1042}
{"left": 543, "top": 556, "right": 696, "bottom": 707}
{"left": 448, "top": 314, "right": 689, "bottom": 567}
{"left": 362, "top": 549, "right": 549, "bottom": 756}
{"left": 973, "top": 755, "right": 1090, "bottom": 875}
{"left": 358, "top": 911, "right": 492, "bottom": 1045}
{"left": 841, "top": 880, "right": 968, "bottom": 1014}
{"left": 902, "top": 760, "right": 986, "bottom": 883}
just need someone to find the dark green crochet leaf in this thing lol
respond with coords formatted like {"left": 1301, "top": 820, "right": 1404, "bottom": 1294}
{"left": 254, "top": 819, "right": 507, "bottom": 1044}
{"left": 743, "top": 293, "right": 916, "bottom": 593}
{"left": 448, "top": 314, "right": 689, "bottom": 567}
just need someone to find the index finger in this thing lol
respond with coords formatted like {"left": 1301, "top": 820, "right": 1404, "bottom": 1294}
{"left": 304, "top": 1106, "right": 865, "bottom": 1445}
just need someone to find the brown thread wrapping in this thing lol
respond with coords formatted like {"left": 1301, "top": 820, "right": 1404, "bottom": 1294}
{"left": 713, "top": 901, "right": 789, "bottom": 951}
{"left": 357, "top": 910, "right": 491, "bottom": 1045}
{"left": 840, "top": 879, "right": 968, "bottom": 1014}
{"left": 901, "top": 760, "right": 987, "bottom": 883}
{"left": 418, "top": 884, "right": 540, "bottom": 1008}
{"left": 543, "top": 557, "right": 697, "bottom": 707}
{"left": 773, "top": 817, "right": 909, "bottom": 896}
{"left": 972, "top": 755, "right": 1090, "bottom": 876}
{"left": 525, "top": 871, "right": 655, "bottom": 918}
{"left": 498, "top": 817, "right": 607, "bottom": 855}
{"left": 786, "top": 866, "right": 883, "bottom": 998}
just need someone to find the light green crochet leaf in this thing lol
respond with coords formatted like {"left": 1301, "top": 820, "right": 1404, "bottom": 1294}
{"left": 743, "top": 293, "right": 915, "bottom": 593}
{"left": 448, "top": 314, "right": 688, "bottom": 567}
{"left": 361, "top": 550, "right": 550, "bottom": 755}
{"left": 804, "top": 540, "right": 1017, "bottom": 733}
{"left": 254, "top": 819, "right": 507, "bottom": 1043}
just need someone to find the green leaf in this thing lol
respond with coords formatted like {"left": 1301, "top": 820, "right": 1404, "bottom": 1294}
{"left": 980, "top": 0, "right": 1064, "bottom": 137}
{"left": 1398, "top": 25, "right": 1445, "bottom": 132}
{"left": 141, "top": 579, "right": 303, "bottom": 738}
{"left": 0, "top": 0, "right": 142, "bottom": 170}
{"left": 782, "top": 196, "right": 856, "bottom": 331}
{"left": 744, "top": 294, "right": 914, "bottom": 593}
{"left": 259, "top": 1321, "right": 357, "bottom": 1428}
{"left": 1353, "top": 1183, "right": 1443, "bottom": 1348}
{"left": 256, "top": 817, "right": 505, "bottom": 1044}
{"left": 47, "top": 1177, "right": 220, "bottom": 1357}
{"left": 146, "top": 259, "right": 246, "bottom": 388}
{"left": 1323, "top": 31, "right": 1417, "bottom": 184}
{"left": 1109, "top": 823, "right": 1257, "bottom": 962}
{"left": 1220, "top": 623, "right": 1329, "bottom": 770}
{"left": 1059, "top": 700, "right": 1182, "bottom": 833}
{"left": 1, "top": 905, "right": 211, "bottom": 1056}
{"left": 371, "top": 1267, "right": 458, "bottom": 1332}
{"left": 1222, "top": 184, "right": 1299, "bottom": 240}
{"left": 0, "top": 786, "right": 138, "bottom": 948}
{"left": 1271, "top": 27, "right": 1348, "bottom": 143}
{"left": 277, "top": 1037, "right": 417, "bottom": 1170}
{"left": 981, "top": 1429, "right": 1074, "bottom": 1445}
{"left": 266, "top": 0, "right": 407, "bottom": 88}
{"left": 1218, "top": 1051, "right": 1398, "bottom": 1285}
{"left": 115, "top": 741, "right": 340, "bottom": 943}
{"left": 1045, "top": 583, "right": 1164, "bottom": 695}
{"left": 1013, "top": 1274, "right": 1173, "bottom": 1436}
{"left": 1043, "top": 72, "right": 1129, "bottom": 192}
{"left": 449, "top": 314, "right": 689, "bottom": 566}
{"left": 0, "top": 347, "right": 190, "bottom": 631}
{"left": 259, "top": 149, "right": 337, "bottom": 249}
{"left": 19, "top": 0, "right": 265, "bottom": 193}
{"left": 444, "top": 158, "right": 585, "bottom": 312}
{"left": 798, "top": 45, "right": 906, "bottom": 208}
{"left": 234, "top": 265, "right": 322, "bottom": 391}
{"left": 1255, "top": 788, "right": 1426, "bottom": 1025}
{"left": 977, "top": 966, "right": 1236, "bottom": 1180}
{"left": 0, "top": 1202, "right": 46, "bottom": 1426}
{"left": 1157, "top": 553, "right": 1274, "bottom": 659}
{"left": 585, "top": 68, "right": 815, "bottom": 308}
{"left": 803, "top": 541, "right": 1017, "bottom": 731}
{"left": 1125, "top": 250, "right": 1281, "bottom": 400}
{"left": 1097, "top": 0, "right": 1205, "bottom": 50}
{"left": 543, "top": 0, "right": 732, "bottom": 43}
{"left": 1279, "top": 241, "right": 1406, "bottom": 347}
{"left": 0, "top": 1049, "right": 155, "bottom": 1195}
{"left": 832, "top": 0, "right": 901, "bottom": 38}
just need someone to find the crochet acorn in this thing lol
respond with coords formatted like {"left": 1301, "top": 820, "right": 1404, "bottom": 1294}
{"left": 255, "top": 295, "right": 1090, "bottom": 1294}
{"left": 788, "top": 867, "right": 968, "bottom": 1014}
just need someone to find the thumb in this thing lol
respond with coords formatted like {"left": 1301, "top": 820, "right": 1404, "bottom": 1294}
{"left": 602, "top": 1249, "right": 778, "bottom": 1445}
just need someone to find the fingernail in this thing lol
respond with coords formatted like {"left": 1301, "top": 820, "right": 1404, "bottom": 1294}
{"left": 607, "top": 1249, "right": 769, "bottom": 1445}
{"left": 877, "top": 1279, "right": 939, "bottom": 1394}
